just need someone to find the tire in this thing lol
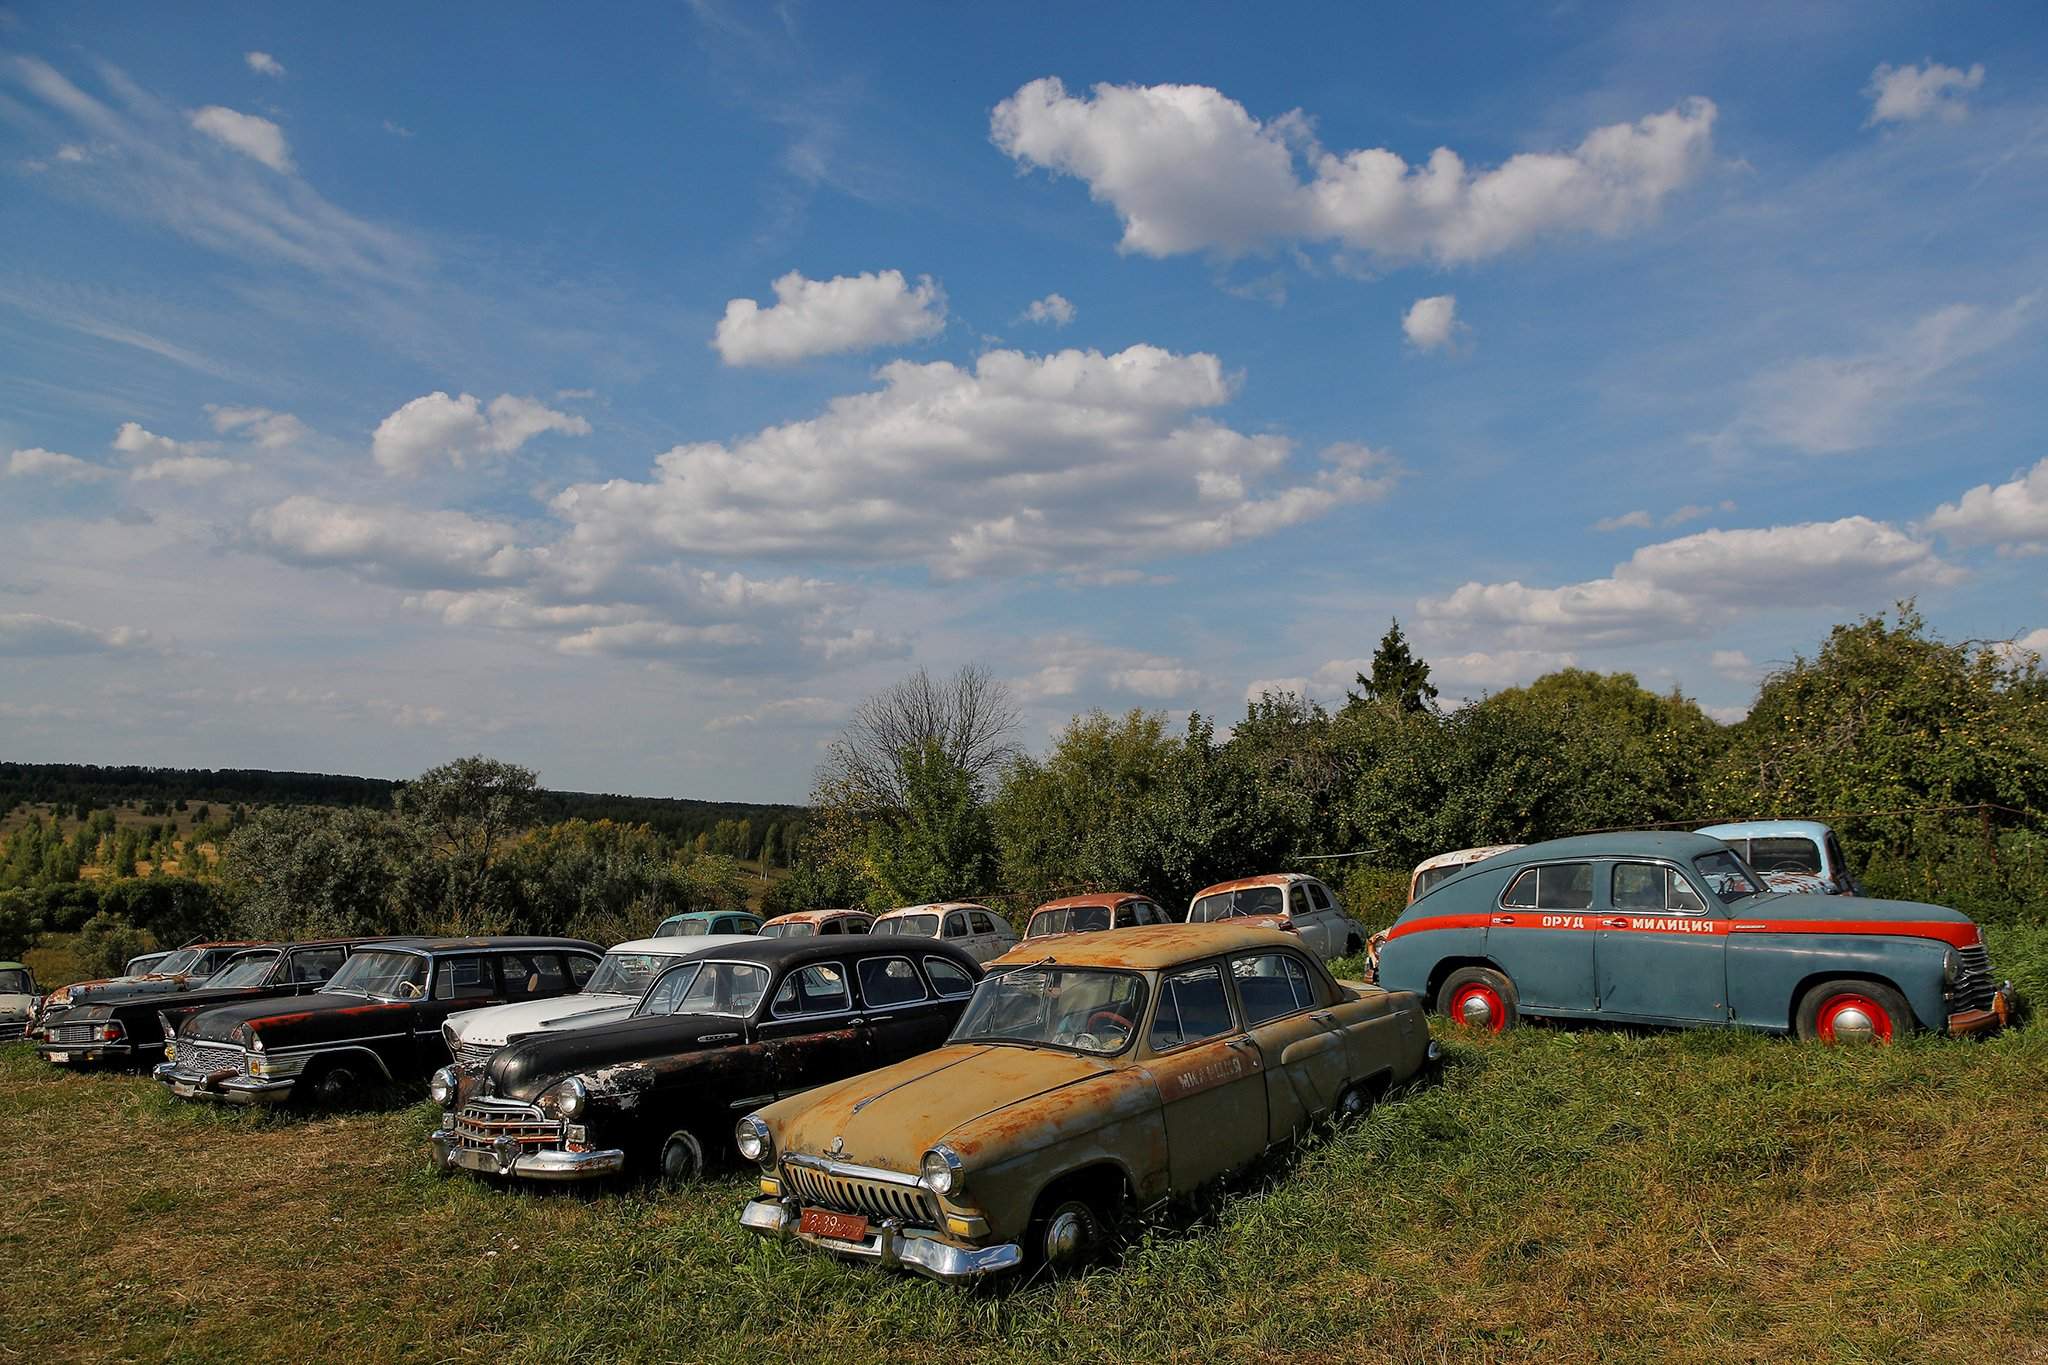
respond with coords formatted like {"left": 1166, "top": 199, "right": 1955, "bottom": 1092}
{"left": 1795, "top": 980, "right": 1913, "bottom": 1044}
{"left": 297, "top": 1060, "right": 359, "bottom": 1110}
{"left": 1437, "top": 966, "right": 1519, "bottom": 1033}
{"left": 657, "top": 1129, "right": 707, "bottom": 1187}
{"left": 1334, "top": 1081, "right": 1375, "bottom": 1124}
{"left": 1027, "top": 1193, "right": 1108, "bottom": 1271}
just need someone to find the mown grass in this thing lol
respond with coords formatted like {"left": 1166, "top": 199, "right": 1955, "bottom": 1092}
{"left": 6, "top": 986, "right": 2047, "bottom": 1365}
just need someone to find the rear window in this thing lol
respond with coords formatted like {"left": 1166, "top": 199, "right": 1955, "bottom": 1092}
{"left": 1748, "top": 837, "right": 1822, "bottom": 875}
{"left": 1191, "top": 886, "right": 1285, "bottom": 921}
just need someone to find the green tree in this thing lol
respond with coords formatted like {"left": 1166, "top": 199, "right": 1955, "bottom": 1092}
{"left": 859, "top": 741, "right": 998, "bottom": 908}
{"left": 218, "top": 807, "right": 413, "bottom": 941}
{"left": 992, "top": 709, "right": 1179, "bottom": 904}
{"left": 1349, "top": 618, "right": 1439, "bottom": 714}
{"left": 73, "top": 912, "right": 154, "bottom": 981}
{"left": 496, "top": 819, "right": 689, "bottom": 942}
{"left": 396, "top": 756, "right": 542, "bottom": 934}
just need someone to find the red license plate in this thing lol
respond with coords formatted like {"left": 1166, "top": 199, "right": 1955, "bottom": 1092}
{"left": 799, "top": 1208, "right": 870, "bottom": 1243}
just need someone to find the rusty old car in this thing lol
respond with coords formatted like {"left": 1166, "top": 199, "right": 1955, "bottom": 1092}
{"left": 429, "top": 935, "right": 983, "bottom": 1184}
{"left": 1375, "top": 832, "right": 2015, "bottom": 1041}
{"left": 738, "top": 922, "right": 1435, "bottom": 1281}
{"left": 1187, "top": 874, "right": 1367, "bottom": 961}
{"left": 32, "top": 939, "right": 275, "bottom": 1039}
{"left": 1023, "top": 892, "right": 1174, "bottom": 941}
{"left": 0, "top": 961, "right": 37, "bottom": 1042}
{"left": 157, "top": 937, "right": 602, "bottom": 1106}
{"left": 871, "top": 902, "right": 1019, "bottom": 963}
{"left": 759, "top": 909, "right": 876, "bottom": 938}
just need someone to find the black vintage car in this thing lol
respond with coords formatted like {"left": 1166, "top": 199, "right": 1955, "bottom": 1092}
{"left": 156, "top": 936, "right": 602, "bottom": 1107}
{"left": 428, "top": 936, "right": 982, "bottom": 1184}
{"left": 32, "top": 940, "right": 276, "bottom": 1040}
{"left": 39, "top": 940, "right": 387, "bottom": 1069}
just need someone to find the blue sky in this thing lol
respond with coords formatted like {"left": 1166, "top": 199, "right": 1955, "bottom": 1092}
{"left": 3, "top": 2, "right": 2046, "bottom": 802}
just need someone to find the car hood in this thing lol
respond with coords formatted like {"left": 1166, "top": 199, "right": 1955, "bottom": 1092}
{"left": 60, "top": 975, "right": 207, "bottom": 1007}
{"left": 1739, "top": 892, "right": 1973, "bottom": 928}
{"left": 487, "top": 1011, "right": 759, "bottom": 1102}
{"left": 772, "top": 1042, "right": 1114, "bottom": 1175}
{"left": 178, "top": 992, "right": 412, "bottom": 1044}
{"left": 446, "top": 993, "right": 638, "bottom": 1047}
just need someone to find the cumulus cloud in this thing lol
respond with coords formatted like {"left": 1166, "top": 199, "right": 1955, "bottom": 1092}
{"left": 553, "top": 344, "right": 1397, "bottom": 579}
{"left": 1014, "top": 637, "right": 1209, "bottom": 703}
{"left": 207, "top": 404, "right": 308, "bottom": 448}
{"left": 1421, "top": 516, "right": 1960, "bottom": 648}
{"left": 6, "top": 448, "right": 107, "bottom": 482}
{"left": 712, "top": 269, "right": 947, "bottom": 365}
{"left": 1730, "top": 296, "right": 2034, "bottom": 454}
{"left": 1402, "top": 295, "right": 1464, "bottom": 352}
{"left": 371, "top": 391, "right": 590, "bottom": 475}
{"left": 244, "top": 51, "right": 286, "bottom": 78}
{"left": 1020, "top": 293, "right": 1077, "bottom": 327}
{"left": 130, "top": 455, "right": 238, "bottom": 483}
{"left": 0, "top": 612, "right": 150, "bottom": 657}
{"left": 1866, "top": 60, "right": 1985, "bottom": 125}
{"left": 244, "top": 496, "right": 535, "bottom": 588}
{"left": 992, "top": 77, "right": 1716, "bottom": 263}
{"left": 112, "top": 421, "right": 209, "bottom": 461}
{"left": 1924, "top": 455, "right": 2048, "bottom": 552}
{"left": 189, "top": 104, "right": 293, "bottom": 173}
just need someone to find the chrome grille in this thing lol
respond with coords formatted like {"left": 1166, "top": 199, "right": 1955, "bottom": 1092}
{"left": 46, "top": 1021, "right": 113, "bottom": 1046}
{"left": 170, "top": 1041, "right": 245, "bottom": 1078}
{"left": 782, "top": 1161, "right": 937, "bottom": 1225}
{"left": 452, "top": 1100, "right": 562, "bottom": 1152}
{"left": 454, "top": 1039, "right": 500, "bottom": 1072}
{"left": 1952, "top": 944, "right": 1995, "bottom": 1011}
{"left": 0, "top": 1020, "right": 26, "bottom": 1042}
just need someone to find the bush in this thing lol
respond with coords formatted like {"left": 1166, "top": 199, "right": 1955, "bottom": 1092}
{"left": 72, "top": 912, "right": 154, "bottom": 981}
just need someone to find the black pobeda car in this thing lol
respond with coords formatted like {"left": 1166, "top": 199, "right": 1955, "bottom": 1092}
{"left": 428, "top": 935, "right": 983, "bottom": 1184}
{"left": 40, "top": 939, "right": 384, "bottom": 1068}
{"left": 157, "top": 937, "right": 602, "bottom": 1106}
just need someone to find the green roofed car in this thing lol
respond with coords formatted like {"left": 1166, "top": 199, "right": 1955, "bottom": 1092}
{"left": 1, "top": 962, "right": 38, "bottom": 1043}
{"left": 655, "top": 910, "right": 764, "bottom": 938}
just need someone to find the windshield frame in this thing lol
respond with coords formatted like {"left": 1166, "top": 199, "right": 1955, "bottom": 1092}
{"left": 950, "top": 964, "right": 1149, "bottom": 1058}
{"left": 758, "top": 922, "right": 815, "bottom": 939}
{"left": 633, "top": 958, "right": 773, "bottom": 1020}
{"left": 151, "top": 948, "right": 206, "bottom": 976}
{"left": 322, "top": 947, "right": 431, "bottom": 1001}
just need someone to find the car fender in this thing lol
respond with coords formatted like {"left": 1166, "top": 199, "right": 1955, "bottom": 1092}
{"left": 1726, "top": 932, "right": 1949, "bottom": 1031}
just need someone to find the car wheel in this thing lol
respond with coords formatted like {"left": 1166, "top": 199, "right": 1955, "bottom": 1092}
{"left": 1030, "top": 1195, "right": 1106, "bottom": 1270}
{"left": 1795, "top": 980, "right": 1912, "bottom": 1044}
{"left": 1437, "top": 967, "right": 1518, "bottom": 1033}
{"left": 657, "top": 1129, "right": 707, "bottom": 1186}
{"left": 299, "top": 1061, "right": 358, "bottom": 1109}
{"left": 1334, "top": 1082, "right": 1375, "bottom": 1123}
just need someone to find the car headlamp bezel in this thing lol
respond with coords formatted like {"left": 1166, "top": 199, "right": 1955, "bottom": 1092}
{"left": 538, "top": 1076, "right": 587, "bottom": 1121}
{"left": 921, "top": 1144, "right": 963, "bottom": 1197}
{"left": 429, "top": 1066, "right": 458, "bottom": 1107}
{"left": 735, "top": 1114, "right": 772, "bottom": 1165}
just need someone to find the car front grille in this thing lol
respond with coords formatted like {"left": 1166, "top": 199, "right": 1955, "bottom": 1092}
{"left": 170, "top": 1041, "right": 246, "bottom": 1078}
{"left": 1952, "top": 943, "right": 1996, "bottom": 1011}
{"left": 0, "top": 1019, "right": 26, "bottom": 1042}
{"left": 451, "top": 1100, "right": 562, "bottom": 1153}
{"left": 46, "top": 1021, "right": 113, "bottom": 1046}
{"left": 454, "top": 1039, "right": 500, "bottom": 1072}
{"left": 782, "top": 1160, "right": 938, "bottom": 1225}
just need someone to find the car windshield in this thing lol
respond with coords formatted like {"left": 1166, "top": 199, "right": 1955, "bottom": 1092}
{"left": 634, "top": 961, "right": 771, "bottom": 1018}
{"left": 325, "top": 949, "right": 428, "bottom": 1000}
{"left": 151, "top": 948, "right": 205, "bottom": 975}
{"left": 952, "top": 966, "right": 1147, "bottom": 1056}
{"left": 1694, "top": 851, "right": 1765, "bottom": 903}
{"left": 202, "top": 952, "right": 279, "bottom": 988}
{"left": 759, "top": 922, "right": 815, "bottom": 938}
{"left": 875, "top": 913, "right": 938, "bottom": 937}
{"left": 1190, "top": 886, "right": 1285, "bottom": 922}
{"left": 0, "top": 968, "right": 31, "bottom": 993}
{"left": 583, "top": 951, "right": 685, "bottom": 997}
{"left": 658, "top": 918, "right": 709, "bottom": 937}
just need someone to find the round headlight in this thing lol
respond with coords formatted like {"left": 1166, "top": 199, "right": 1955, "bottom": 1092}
{"left": 538, "top": 1076, "right": 587, "bottom": 1121}
{"left": 921, "top": 1145, "right": 962, "bottom": 1197}
{"left": 735, "top": 1115, "right": 771, "bottom": 1164}
{"left": 429, "top": 1066, "right": 458, "bottom": 1107}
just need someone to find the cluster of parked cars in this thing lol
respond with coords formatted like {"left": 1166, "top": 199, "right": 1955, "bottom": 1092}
{"left": 9, "top": 823, "right": 2017, "bottom": 1284}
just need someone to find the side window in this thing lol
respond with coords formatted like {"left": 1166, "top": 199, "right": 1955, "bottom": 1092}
{"left": 1283, "top": 955, "right": 1325, "bottom": 1007}
{"left": 288, "top": 947, "right": 345, "bottom": 984}
{"left": 1825, "top": 832, "right": 1850, "bottom": 883}
{"left": 1147, "top": 963, "right": 1236, "bottom": 1052}
{"left": 564, "top": 953, "right": 597, "bottom": 988}
{"left": 970, "top": 911, "right": 998, "bottom": 936}
{"left": 923, "top": 956, "right": 975, "bottom": 998}
{"left": 820, "top": 919, "right": 843, "bottom": 935}
{"left": 639, "top": 963, "right": 698, "bottom": 1015}
{"left": 1614, "top": 864, "right": 1708, "bottom": 914}
{"left": 1308, "top": 881, "right": 1334, "bottom": 911}
{"left": 1667, "top": 870, "right": 1707, "bottom": 914}
{"left": 1504, "top": 865, "right": 1593, "bottom": 909}
{"left": 496, "top": 953, "right": 567, "bottom": 1000}
{"left": 772, "top": 964, "right": 851, "bottom": 1017}
{"left": 1288, "top": 885, "right": 1313, "bottom": 916}
{"left": 1114, "top": 903, "right": 1137, "bottom": 928}
{"left": 944, "top": 911, "right": 969, "bottom": 938}
{"left": 433, "top": 955, "right": 495, "bottom": 1001}
{"left": 857, "top": 956, "right": 928, "bottom": 1008}
{"left": 1232, "top": 951, "right": 1313, "bottom": 1025}
{"left": 1503, "top": 869, "right": 1539, "bottom": 908}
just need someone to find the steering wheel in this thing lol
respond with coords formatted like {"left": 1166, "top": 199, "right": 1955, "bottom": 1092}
{"left": 1085, "top": 1009, "right": 1132, "bottom": 1034}
{"left": 396, "top": 981, "right": 423, "bottom": 1000}
{"left": 1760, "top": 859, "right": 1807, "bottom": 873}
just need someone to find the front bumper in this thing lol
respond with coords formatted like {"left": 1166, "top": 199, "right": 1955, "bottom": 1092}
{"left": 741, "top": 1197, "right": 1023, "bottom": 1282}
{"left": 39, "top": 1040, "right": 137, "bottom": 1065}
{"left": 427, "top": 1128, "right": 626, "bottom": 1181}
{"left": 152, "top": 1061, "right": 296, "bottom": 1105}
{"left": 1947, "top": 981, "right": 2017, "bottom": 1037}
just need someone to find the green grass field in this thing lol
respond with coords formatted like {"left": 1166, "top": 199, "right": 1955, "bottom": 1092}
{"left": 5, "top": 997, "right": 2046, "bottom": 1365}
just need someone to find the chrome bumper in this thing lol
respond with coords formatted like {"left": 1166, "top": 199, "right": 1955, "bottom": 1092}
{"left": 1947, "top": 981, "right": 2017, "bottom": 1037}
{"left": 39, "top": 1040, "right": 137, "bottom": 1064}
{"left": 741, "top": 1197, "right": 1023, "bottom": 1282}
{"left": 152, "top": 1061, "right": 295, "bottom": 1105}
{"left": 428, "top": 1129, "right": 626, "bottom": 1181}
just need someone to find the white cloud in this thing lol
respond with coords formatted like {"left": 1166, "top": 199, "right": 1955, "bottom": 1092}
{"left": 553, "top": 344, "right": 1398, "bottom": 579}
{"left": 1430, "top": 649, "right": 1581, "bottom": 690}
{"left": 244, "top": 51, "right": 286, "bottom": 79}
{"left": 371, "top": 391, "right": 590, "bottom": 476}
{"left": 111, "top": 421, "right": 209, "bottom": 461}
{"left": 1866, "top": 61, "right": 1985, "bottom": 125}
{"left": 130, "top": 455, "right": 238, "bottom": 483}
{"left": 1020, "top": 293, "right": 1077, "bottom": 327}
{"left": 1664, "top": 500, "right": 1736, "bottom": 527}
{"left": 1594, "top": 510, "right": 1655, "bottom": 532}
{"left": 992, "top": 77, "right": 1716, "bottom": 263}
{"left": 6, "top": 448, "right": 107, "bottom": 482}
{"left": 1402, "top": 295, "right": 1464, "bottom": 352}
{"left": 1711, "top": 649, "right": 1758, "bottom": 681}
{"left": 1924, "top": 455, "right": 2048, "bottom": 551}
{"left": 712, "top": 269, "right": 946, "bottom": 365}
{"left": 1421, "top": 516, "right": 1960, "bottom": 647}
{"left": 1014, "top": 636, "right": 1208, "bottom": 703}
{"left": 56, "top": 144, "right": 88, "bottom": 163}
{"left": 206, "top": 404, "right": 308, "bottom": 448}
{"left": 1731, "top": 296, "right": 2034, "bottom": 454}
{"left": 0, "top": 612, "right": 150, "bottom": 657}
{"left": 245, "top": 496, "right": 535, "bottom": 588}
{"left": 705, "top": 696, "right": 847, "bottom": 732}
{"left": 189, "top": 104, "right": 293, "bottom": 173}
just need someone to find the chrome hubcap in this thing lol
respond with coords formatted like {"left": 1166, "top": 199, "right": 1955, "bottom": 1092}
{"left": 1044, "top": 1208, "right": 1088, "bottom": 1263}
{"left": 1458, "top": 993, "right": 1495, "bottom": 1027}
{"left": 1827, "top": 1006, "right": 1877, "bottom": 1043}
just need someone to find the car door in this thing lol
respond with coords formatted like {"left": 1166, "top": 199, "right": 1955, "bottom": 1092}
{"left": 756, "top": 962, "right": 872, "bottom": 1098}
{"left": 1488, "top": 862, "right": 1598, "bottom": 1013}
{"left": 853, "top": 953, "right": 950, "bottom": 1064}
{"left": 414, "top": 954, "right": 497, "bottom": 1071}
{"left": 1145, "top": 961, "right": 1269, "bottom": 1190}
{"left": 974, "top": 909, "right": 1016, "bottom": 958}
{"left": 1231, "top": 949, "right": 1349, "bottom": 1141}
{"left": 1285, "top": 883, "right": 1330, "bottom": 955}
{"left": 1594, "top": 862, "right": 1728, "bottom": 1023}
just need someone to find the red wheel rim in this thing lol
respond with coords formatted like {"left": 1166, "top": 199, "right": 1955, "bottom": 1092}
{"left": 1816, "top": 992, "right": 1893, "bottom": 1044}
{"left": 1450, "top": 983, "right": 1505, "bottom": 1032}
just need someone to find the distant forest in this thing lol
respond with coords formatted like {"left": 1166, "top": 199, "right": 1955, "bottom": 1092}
{"left": 0, "top": 762, "right": 805, "bottom": 843}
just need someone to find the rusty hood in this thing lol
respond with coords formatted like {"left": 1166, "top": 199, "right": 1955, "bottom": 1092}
{"left": 772, "top": 1042, "right": 1113, "bottom": 1174}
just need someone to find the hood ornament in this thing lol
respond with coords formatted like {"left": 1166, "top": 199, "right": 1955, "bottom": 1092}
{"left": 828, "top": 1136, "right": 844, "bottom": 1156}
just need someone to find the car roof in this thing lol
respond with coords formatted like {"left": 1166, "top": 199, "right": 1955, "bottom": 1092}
{"left": 763, "top": 908, "right": 872, "bottom": 925}
{"left": 607, "top": 933, "right": 759, "bottom": 954}
{"left": 991, "top": 922, "right": 1300, "bottom": 971}
{"left": 659, "top": 909, "right": 761, "bottom": 922}
{"left": 1696, "top": 820, "right": 1833, "bottom": 840}
{"left": 670, "top": 935, "right": 979, "bottom": 969}
{"left": 1191, "top": 874, "right": 1304, "bottom": 898}
{"left": 354, "top": 936, "right": 604, "bottom": 955}
{"left": 1033, "top": 892, "right": 1145, "bottom": 912}
{"left": 1411, "top": 845, "right": 1524, "bottom": 875}
{"left": 1487, "top": 831, "right": 1735, "bottom": 866}
{"left": 0, "top": 960, "right": 27, "bottom": 972}
{"left": 875, "top": 901, "right": 989, "bottom": 919}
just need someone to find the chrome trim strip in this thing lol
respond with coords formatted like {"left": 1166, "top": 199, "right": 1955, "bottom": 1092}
{"left": 781, "top": 1152, "right": 927, "bottom": 1188}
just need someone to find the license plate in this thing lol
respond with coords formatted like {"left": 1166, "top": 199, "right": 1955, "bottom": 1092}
{"left": 47, "top": 1051, "right": 69, "bottom": 1063}
{"left": 799, "top": 1208, "right": 869, "bottom": 1243}
{"left": 173, "top": 1081, "right": 198, "bottom": 1097}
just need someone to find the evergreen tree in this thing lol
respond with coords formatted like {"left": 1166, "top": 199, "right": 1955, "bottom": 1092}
{"left": 1350, "top": 618, "right": 1440, "bottom": 714}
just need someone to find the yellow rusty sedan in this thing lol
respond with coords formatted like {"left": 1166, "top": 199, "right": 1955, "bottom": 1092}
{"left": 738, "top": 922, "right": 1436, "bottom": 1281}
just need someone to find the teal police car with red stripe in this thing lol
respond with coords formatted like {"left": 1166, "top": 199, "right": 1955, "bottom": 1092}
{"left": 1374, "top": 832, "right": 2014, "bottom": 1043}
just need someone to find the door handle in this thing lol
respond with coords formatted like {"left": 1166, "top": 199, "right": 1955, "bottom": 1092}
{"left": 1600, "top": 917, "right": 1629, "bottom": 929}
{"left": 1226, "top": 1037, "right": 1253, "bottom": 1051}
{"left": 1491, "top": 915, "right": 1517, "bottom": 926}
{"left": 865, "top": 1015, "right": 893, "bottom": 1024}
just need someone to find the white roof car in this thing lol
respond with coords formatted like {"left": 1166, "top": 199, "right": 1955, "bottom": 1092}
{"left": 442, "top": 934, "right": 756, "bottom": 1070}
